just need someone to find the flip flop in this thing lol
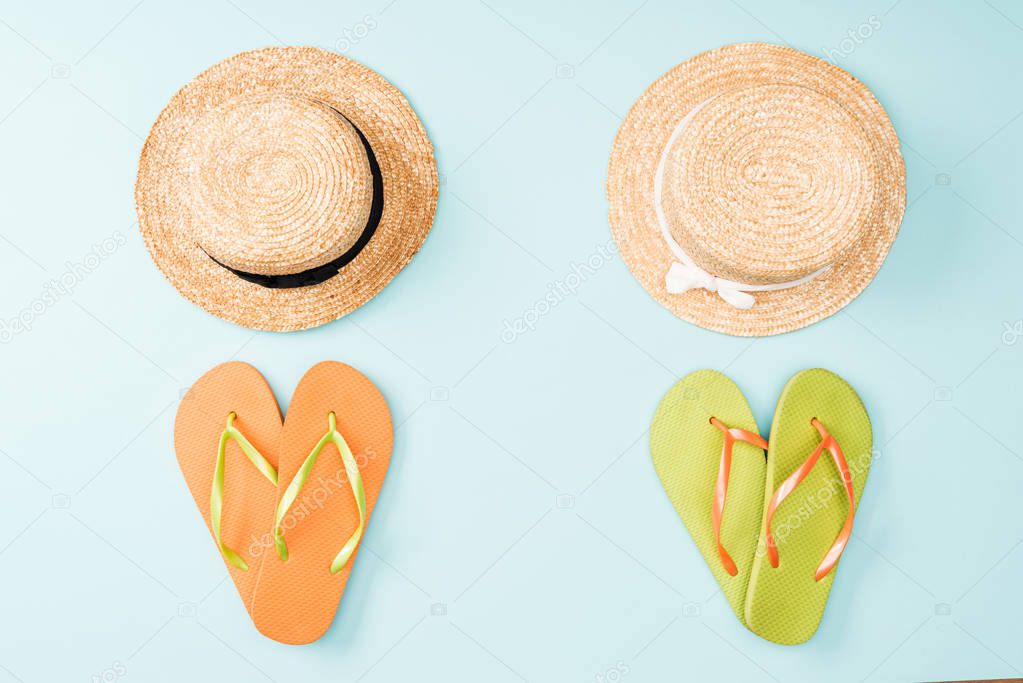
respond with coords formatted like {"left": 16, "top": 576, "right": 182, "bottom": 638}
{"left": 250, "top": 361, "right": 393, "bottom": 644}
{"left": 174, "top": 362, "right": 282, "bottom": 616}
{"left": 651, "top": 370, "right": 768, "bottom": 624}
{"left": 745, "top": 368, "right": 872, "bottom": 644}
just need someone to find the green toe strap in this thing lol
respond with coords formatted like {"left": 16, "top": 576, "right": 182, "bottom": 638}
{"left": 273, "top": 412, "right": 367, "bottom": 574}
{"left": 211, "top": 412, "right": 278, "bottom": 571}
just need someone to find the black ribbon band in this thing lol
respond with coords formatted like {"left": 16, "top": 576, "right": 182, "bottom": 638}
{"left": 205, "top": 113, "right": 383, "bottom": 289}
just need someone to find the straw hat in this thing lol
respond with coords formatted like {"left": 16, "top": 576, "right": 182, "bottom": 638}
{"left": 607, "top": 43, "right": 905, "bottom": 336}
{"left": 136, "top": 47, "right": 438, "bottom": 332}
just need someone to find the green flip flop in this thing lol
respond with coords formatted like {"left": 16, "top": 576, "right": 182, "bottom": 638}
{"left": 651, "top": 370, "right": 768, "bottom": 623}
{"left": 745, "top": 368, "right": 873, "bottom": 644}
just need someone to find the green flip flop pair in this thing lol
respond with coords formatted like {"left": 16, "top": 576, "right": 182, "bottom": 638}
{"left": 651, "top": 369, "right": 872, "bottom": 645}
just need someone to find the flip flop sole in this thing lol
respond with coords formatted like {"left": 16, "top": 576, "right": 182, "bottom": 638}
{"left": 174, "top": 362, "right": 283, "bottom": 615}
{"left": 651, "top": 370, "right": 767, "bottom": 624}
{"left": 745, "top": 368, "right": 872, "bottom": 644}
{"left": 250, "top": 361, "right": 393, "bottom": 645}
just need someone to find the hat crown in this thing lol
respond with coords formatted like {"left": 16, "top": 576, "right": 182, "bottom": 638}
{"left": 661, "top": 84, "right": 878, "bottom": 284}
{"left": 181, "top": 93, "right": 372, "bottom": 275}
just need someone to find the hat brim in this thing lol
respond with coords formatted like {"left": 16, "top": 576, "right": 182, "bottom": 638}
{"left": 607, "top": 43, "right": 905, "bottom": 337}
{"left": 136, "top": 47, "right": 438, "bottom": 332}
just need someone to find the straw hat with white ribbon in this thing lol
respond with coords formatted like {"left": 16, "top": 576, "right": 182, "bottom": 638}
{"left": 607, "top": 43, "right": 905, "bottom": 336}
{"left": 136, "top": 47, "right": 438, "bottom": 332}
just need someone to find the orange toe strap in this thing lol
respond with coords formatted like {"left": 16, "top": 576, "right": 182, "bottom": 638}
{"left": 764, "top": 418, "right": 855, "bottom": 581}
{"left": 710, "top": 417, "right": 768, "bottom": 577}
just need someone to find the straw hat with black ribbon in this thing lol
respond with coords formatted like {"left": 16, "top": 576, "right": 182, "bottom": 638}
{"left": 136, "top": 47, "right": 438, "bottom": 332}
{"left": 607, "top": 42, "right": 905, "bottom": 336}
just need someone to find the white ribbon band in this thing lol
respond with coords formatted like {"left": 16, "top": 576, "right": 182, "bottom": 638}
{"left": 653, "top": 96, "right": 830, "bottom": 310}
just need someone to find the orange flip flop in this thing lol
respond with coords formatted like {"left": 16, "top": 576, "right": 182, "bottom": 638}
{"left": 250, "top": 361, "right": 393, "bottom": 644}
{"left": 174, "top": 362, "right": 282, "bottom": 616}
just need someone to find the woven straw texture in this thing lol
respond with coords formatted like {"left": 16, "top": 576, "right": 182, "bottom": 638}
{"left": 650, "top": 370, "right": 766, "bottom": 625}
{"left": 745, "top": 369, "right": 872, "bottom": 644}
{"left": 136, "top": 47, "right": 438, "bottom": 332}
{"left": 607, "top": 43, "right": 905, "bottom": 336}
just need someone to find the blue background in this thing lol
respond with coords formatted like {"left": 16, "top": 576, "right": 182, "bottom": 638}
{"left": 1, "top": 1, "right": 1021, "bottom": 681}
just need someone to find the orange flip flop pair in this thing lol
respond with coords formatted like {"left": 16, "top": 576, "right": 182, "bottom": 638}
{"left": 175, "top": 361, "right": 393, "bottom": 644}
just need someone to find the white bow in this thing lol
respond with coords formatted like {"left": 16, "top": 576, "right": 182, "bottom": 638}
{"left": 665, "top": 262, "right": 755, "bottom": 310}
{"left": 652, "top": 101, "right": 832, "bottom": 312}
